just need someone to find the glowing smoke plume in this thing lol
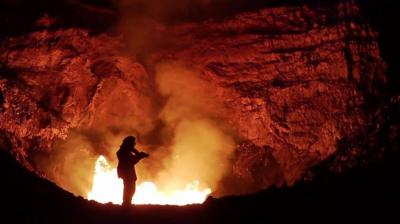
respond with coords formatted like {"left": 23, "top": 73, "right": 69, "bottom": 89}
{"left": 152, "top": 61, "right": 235, "bottom": 192}
{"left": 38, "top": 61, "right": 236, "bottom": 204}
{"left": 87, "top": 62, "right": 235, "bottom": 204}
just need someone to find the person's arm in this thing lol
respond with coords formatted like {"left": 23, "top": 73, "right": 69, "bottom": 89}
{"left": 131, "top": 147, "right": 140, "bottom": 155}
{"left": 131, "top": 149, "right": 149, "bottom": 159}
{"left": 130, "top": 146, "right": 149, "bottom": 158}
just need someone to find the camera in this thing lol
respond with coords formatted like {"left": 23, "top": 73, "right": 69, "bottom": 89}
{"left": 139, "top": 151, "right": 149, "bottom": 158}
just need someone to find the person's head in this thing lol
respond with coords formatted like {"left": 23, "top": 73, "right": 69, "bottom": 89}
{"left": 121, "top": 136, "right": 136, "bottom": 150}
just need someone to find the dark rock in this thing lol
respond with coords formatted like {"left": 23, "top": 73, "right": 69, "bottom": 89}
{"left": 0, "top": 1, "right": 394, "bottom": 196}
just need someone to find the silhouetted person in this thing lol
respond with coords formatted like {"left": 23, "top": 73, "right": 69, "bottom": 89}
{"left": 116, "top": 136, "right": 149, "bottom": 206}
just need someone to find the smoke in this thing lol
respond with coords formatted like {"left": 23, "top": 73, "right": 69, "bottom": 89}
{"left": 32, "top": 73, "right": 160, "bottom": 196}
{"left": 33, "top": 131, "right": 97, "bottom": 195}
{"left": 149, "top": 62, "right": 235, "bottom": 191}
{"left": 31, "top": 0, "right": 245, "bottom": 198}
{"left": 113, "top": 0, "right": 279, "bottom": 23}
{"left": 114, "top": 0, "right": 275, "bottom": 54}
{"left": 33, "top": 61, "right": 236, "bottom": 197}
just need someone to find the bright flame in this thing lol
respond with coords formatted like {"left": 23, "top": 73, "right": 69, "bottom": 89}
{"left": 87, "top": 156, "right": 212, "bottom": 205}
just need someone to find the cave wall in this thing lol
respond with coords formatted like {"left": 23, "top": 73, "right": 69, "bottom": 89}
{"left": 148, "top": 1, "right": 386, "bottom": 190}
{"left": 0, "top": 1, "right": 387, "bottom": 193}
{"left": 0, "top": 29, "right": 155, "bottom": 168}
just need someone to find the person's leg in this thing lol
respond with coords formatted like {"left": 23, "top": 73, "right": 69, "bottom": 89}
{"left": 122, "top": 178, "right": 136, "bottom": 206}
{"left": 122, "top": 178, "right": 131, "bottom": 206}
{"left": 132, "top": 181, "right": 136, "bottom": 199}
{"left": 126, "top": 180, "right": 136, "bottom": 204}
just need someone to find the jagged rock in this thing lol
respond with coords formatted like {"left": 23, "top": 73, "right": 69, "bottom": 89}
{"left": 0, "top": 1, "right": 388, "bottom": 194}
{"left": 149, "top": 1, "right": 386, "bottom": 189}
{"left": 0, "top": 29, "right": 155, "bottom": 165}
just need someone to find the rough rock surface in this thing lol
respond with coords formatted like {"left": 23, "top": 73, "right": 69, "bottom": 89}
{"left": 0, "top": 1, "right": 388, "bottom": 194}
{"left": 0, "top": 29, "right": 157, "bottom": 170}
{"left": 150, "top": 1, "right": 387, "bottom": 190}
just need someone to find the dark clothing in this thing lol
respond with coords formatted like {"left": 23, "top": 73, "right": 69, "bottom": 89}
{"left": 122, "top": 178, "right": 136, "bottom": 206}
{"left": 117, "top": 147, "right": 140, "bottom": 180}
{"left": 116, "top": 146, "right": 146, "bottom": 205}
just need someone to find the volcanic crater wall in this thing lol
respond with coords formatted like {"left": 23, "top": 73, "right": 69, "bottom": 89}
{"left": 0, "top": 1, "right": 387, "bottom": 195}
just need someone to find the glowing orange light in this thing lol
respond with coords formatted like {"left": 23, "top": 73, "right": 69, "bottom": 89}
{"left": 87, "top": 156, "right": 212, "bottom": 205}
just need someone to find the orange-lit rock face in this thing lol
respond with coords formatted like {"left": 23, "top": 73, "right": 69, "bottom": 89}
{"left": 0, "top": 1, "right": 387, "bottom": 199}
{"left": 147, "top": 2, "right": 386, "bottom": 191}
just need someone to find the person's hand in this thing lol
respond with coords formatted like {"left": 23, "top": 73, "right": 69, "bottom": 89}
{"left": 139, "top": 151, "right": 149, "bottom": 158}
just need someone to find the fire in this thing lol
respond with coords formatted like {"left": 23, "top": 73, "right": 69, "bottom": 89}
{"left": 87, "top": 156, "right": 212, "bottom": 205}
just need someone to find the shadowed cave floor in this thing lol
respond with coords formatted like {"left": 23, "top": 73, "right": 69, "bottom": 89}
{"left": 2, "top": 149, "right": 399, "bottom": 223}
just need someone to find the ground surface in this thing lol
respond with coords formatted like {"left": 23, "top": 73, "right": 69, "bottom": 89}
{"left": 2, "top": 148, "right": 399, "bottom": 223}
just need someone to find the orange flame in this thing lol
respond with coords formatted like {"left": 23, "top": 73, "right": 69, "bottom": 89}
{"left": 87, "top": 156, "right": 212, "bottom": 205}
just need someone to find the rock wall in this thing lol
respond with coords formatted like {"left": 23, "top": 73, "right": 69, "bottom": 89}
{"left": 0, "top": 1, "right": 387, "bottom": 194}
{"left": 0, "top": 30, "right": 155, "bottom": 169}
{"left": 149, "top": 1, "right": 386, "bottom": 190}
